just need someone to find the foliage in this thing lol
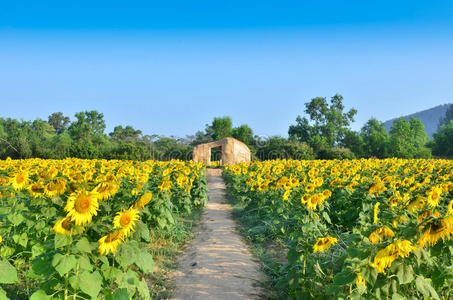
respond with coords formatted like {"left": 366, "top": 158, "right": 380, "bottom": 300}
{"left": 255, "top": 136, "right": 315, "bottom": 161}
{"left": 389, "top": 117, "right": 431, "bottom": 159}
{"left": 431, "top": 121, "right": 453, "bottom": 157}
{"left": 438, "top": 104, "right": 453, "bottom": 128}
{"left": 360, "top": 118, "right": 389, "bottom": 158}
{"left": 0, "top": 158, "right": 208, "bottom": 299}
{"left": 289, "top": 94, "right": 357, "bottom": 147}
{"left": 224, "top": 159, "right": 453, "bottom": 299}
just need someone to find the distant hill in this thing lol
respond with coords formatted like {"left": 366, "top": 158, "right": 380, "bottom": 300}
{"left": 384, "top": 104, "right": 452, "bottom": 138}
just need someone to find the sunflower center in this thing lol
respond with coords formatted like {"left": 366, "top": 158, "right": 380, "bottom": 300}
{"left": 62, "top": 219, "right": 71, "bottom": 230}
{"left": 120, "top": 215, "right": 131, "bottom": 227}
{"left": 75, "top": 194, "right": 91, "bottom": 213}
{"left": 105, "top": 231, "right": 122, "bottom": 243}
{"left": 16, "top": 174, "right": 25, "bottom": 184}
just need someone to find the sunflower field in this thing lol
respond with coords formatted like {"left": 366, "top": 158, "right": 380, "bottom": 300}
{"left": 224, "top": 158, "right": 453, "bottom": 299}
{"left": 0, "top": 158, "right": 208, "bottom": 299}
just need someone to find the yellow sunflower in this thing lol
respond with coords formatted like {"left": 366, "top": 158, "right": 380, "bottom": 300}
{"left": 417, "top": 216, "right": 453, "bottom": 248}
{"left": 28, "top": 182, "right": 44, "bottom": 198}
{"left": 9, "top": 171, "right": 29, "bottom": 191}
{"left": 98, "top": 230, "right": 125, "bottom": 255}
{"left": 370, "top": 240, "right": 417, "bottom": 273}
{"left": 369, "top": 227, "right": 395, "bottom": 245}
{"left": 373, "top": 202, "right": 380, "bottom": 224}
{"left": 53, "top": 217, "right": 73, "bottom": 235}
{"left": 64, "top": 190, "right": 99, "bottom": 226}
{"left": 313, "top": 235, "right": 338, "bottom": 253}
{"left": 113, "top": 207, "right": 140, "bottom": 236}
{"left": 134, "top": 192, "right": 153, "bottom": 209}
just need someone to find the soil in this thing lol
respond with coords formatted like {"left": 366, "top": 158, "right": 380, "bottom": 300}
{"left": 170, "top": 169, "right": 265, "bottom": 300}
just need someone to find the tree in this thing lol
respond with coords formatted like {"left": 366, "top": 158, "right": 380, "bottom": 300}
{"left": 48, "top": 112, "right": 70, "bottom": 134}
{"left": 439, "top": 104, "right": 453, "bottom": 129}
{"left": 360, "top": 118, "right": 389, "bottom": 158}
{"left": 231, "top": 124, "right": 254, "bottom": 145}
{"left": 255, "top": 136, "right": 314, "bottom": 160}
{"left": 289, "top": 94, "right": 357, "bottom": 147}
{"left": 68, "top": 110, "right": 106, "bottom": 139}
{"left": 211, "top": 116, "right": 232, "bottom": 140}
{"left": 341, "top": 130, "right": 364, "bottom": 157}
{"left": 109, "top": 125, "right": 142, "bottom": 142}
{"left": 388, "top": 117, "right": 431, "bottom": 158}
{"left": 431, "top": 120, "right": 453, "bottom": 157}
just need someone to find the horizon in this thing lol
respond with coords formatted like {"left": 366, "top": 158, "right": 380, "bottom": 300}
{"left": 1, "top": 1, "right": 453, "bottom": 137}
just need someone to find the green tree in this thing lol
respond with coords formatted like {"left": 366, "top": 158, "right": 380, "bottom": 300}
{"left": 431, "top": 120, "right": 453, "bottom": 157}
{"left": 48, "top": 112, "right": 70, "bottom": 134}
{"left": 439, "top": 104, "right": 453, "bottom": 128}
{"left": 389, "top": 117, "right": 431, "bottom": 158}
{"left": 231, "top": 124, "right": 254, "bottom": 145}
{"left": 110, "top": 125, "right": 142, "bottom": 142}
{"left": 256, "top": 136, "right": 314, "bottom": 160}
{"left": 289, "top": 94, "right": 357, "bottom": 147}
{"left": 340, "top": 130, "right": 364, "bottom": 157}
{"left": 68, "top": 110, "right": 106, "bottom": 139}
{"left": 211, "top": 116, "right": 232, "bottom": 140}
{"left": 360, "top": 118, "right": 389, "bottom": 158}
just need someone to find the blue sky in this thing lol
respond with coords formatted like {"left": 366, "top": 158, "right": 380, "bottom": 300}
{"left": 1, "top": 1, "right": 453, "bottom": 137}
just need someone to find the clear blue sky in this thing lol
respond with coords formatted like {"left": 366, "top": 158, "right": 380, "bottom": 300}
{"left": 1, "top": 0, "right": 453, "bottom": 137}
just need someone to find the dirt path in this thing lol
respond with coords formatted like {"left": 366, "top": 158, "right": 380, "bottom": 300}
{"left": 171, "top": 169, "right": 264, "bottom": 300}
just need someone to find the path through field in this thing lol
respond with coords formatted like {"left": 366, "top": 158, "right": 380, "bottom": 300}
{"left": 171, "top": 169, "right": 264, "bottom": 300}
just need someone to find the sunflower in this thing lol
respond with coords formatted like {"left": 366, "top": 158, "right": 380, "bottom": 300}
{"left": 356, "top": 273, "right": 365, "bottom": 287}
{"left": 373, "top": 202, "right": 380, "bottom": 224}
{"left": 94, "top": 181, "right": 120, "bottom": 201}
{"left": 369, "top": 227, "right": 395, "bottom": 245}
{"left": 113, "top": 207, "right": 140, "bottom": 236}
{"left": 9, "top": 171, "right": 29, "bottom": 191}
{"left": 447, "top": 199, "right": 453, "bottom": 215}
{"left": 98, "top": 230, "right": 125, "bottom": 255}
{"left": 0, "top": 234, "right": 2, "bottom": 246}
{"left": 313, "top": 236, "right": 338, "bottom": 253}
{"left": 370, "top": 240, "right": 417, "bottom": 273}
{"left": 64, "top": 190, "right": 99, "bottom": 226}
{"left": 134, "top": 192, "right": 152, "bottom": 209}
{"left": 417, "top": 216, "right": 453, "bottom": 248}
{"left": 44, "top": 178, "right": 67, "bottom": 197}
{"left": 305, "top": 184, "right": 315, "bottom": 193}
{"left": 53, "top": 217, "right": 73, "bottom": 235}
{"left": 426, "top": 186, "right": 443, "bottom": 208}
{"left": 28, "top": 182, "right": 44, "bottom": 198}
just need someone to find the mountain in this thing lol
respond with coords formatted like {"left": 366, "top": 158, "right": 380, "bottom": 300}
{"left": 383, "top": 104, "right": 452, "bottom": 139}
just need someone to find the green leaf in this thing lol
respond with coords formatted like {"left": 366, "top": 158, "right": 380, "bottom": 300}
{"left": 78, "top": 255, "right": 93, "bottom": 271}
{"left": 332, "top": 269, "right": 356, "bottom": 286}
{"left": 137, "top": 279, "right": 150, "bottom": 300}
{"left": 415, "top": 276, "right": 440, "bottom": 300}
{"left": 32, "top": 243, "right": 46, "bottom": 258}
{"left": 54, "top": 234, "right": 72, "bottom": 249}
{"left": 0, "top": 259, "right": 18, "bottom": 284}
{"left": 134, "top": 221, "right": 150, "bottom": 242}
{"left": 0, "top": 286, "right": 9, "bottom": 300}
{"left": 135, "top": 250, "right": 154, "bottom": 274}
{"left": 29, "top": 290, "right": 50, "bottom": 300}
{"left": 76, "top": 238, "right": 92, "bottom": 253}
{"left": 391, "top": 293, "right": 407, "bottom": 300}
{"left": 111, "top": 288, "right": 129, "bottom": 300}
{"left": 53, "top": 255, "right": 77, "bottom": 276}
{"left": 392, "top": 263, "right": 414, "bottom": 284}
{"left": 0, "top": 245, "right": 15, "bottom": 258}
{"left": 18, "top": 232, "right": 28, "bottom": 248}
{"left": 7, "top": 213, "right": 24, "bottom": 226}
{"left": 78, "top": 271, "right": 102, "bottom": 299}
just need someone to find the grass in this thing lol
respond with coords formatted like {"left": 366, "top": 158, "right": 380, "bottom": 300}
{"left": 146, "top": 208, "right": 203, "bottom": 299}
{"left": 226, "top": 189, "right": 288, "bottom": 299}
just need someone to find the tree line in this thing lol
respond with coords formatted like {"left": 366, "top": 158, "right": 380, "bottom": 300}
{"left": 0, "top": 97, "right": 452, "bottom": 161}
